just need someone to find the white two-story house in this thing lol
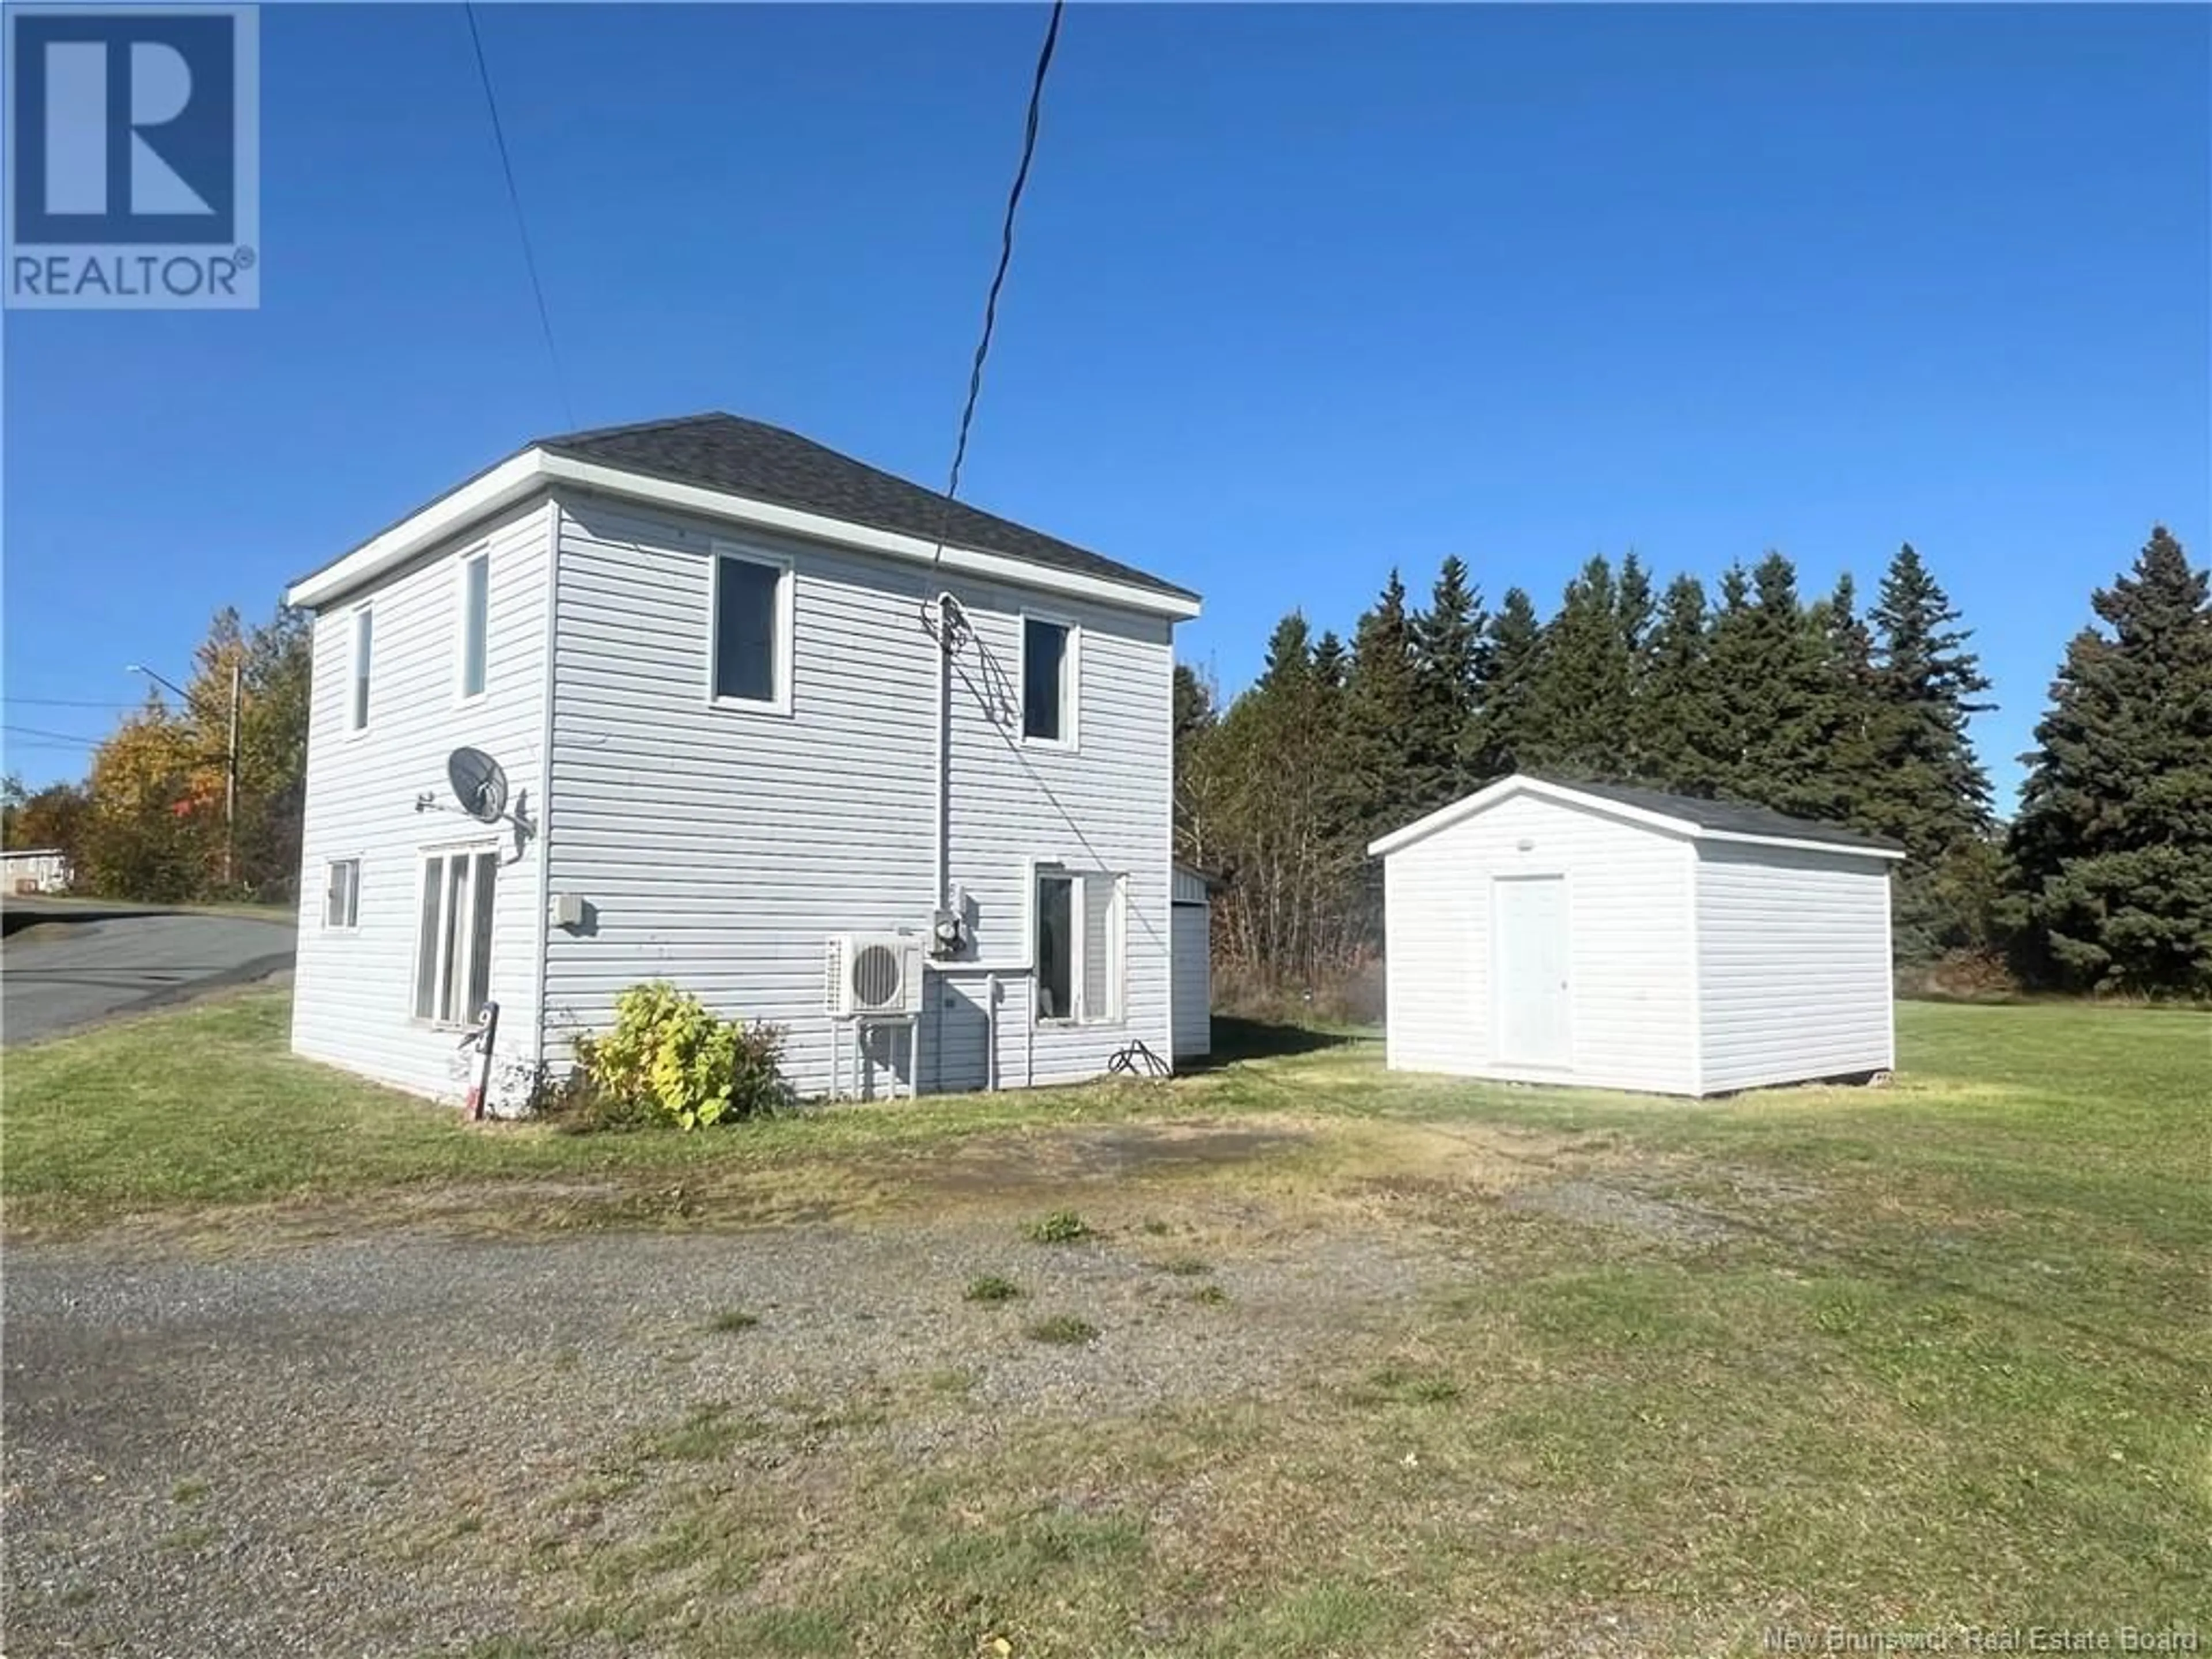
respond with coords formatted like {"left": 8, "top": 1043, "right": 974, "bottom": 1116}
{"left": 283, "top": 413, "right": 1205, "bottom": 1109}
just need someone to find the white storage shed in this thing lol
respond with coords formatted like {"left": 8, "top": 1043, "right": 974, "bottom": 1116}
{"left": 1368, "top": 775, "right": 1904, "bottom": 1097}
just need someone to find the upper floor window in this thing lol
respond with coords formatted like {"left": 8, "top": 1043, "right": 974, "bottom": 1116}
{"left": 710, "top": 545, "right": 792, "bottom": 712}
{"left": 349, "top": 606, "right": 373, "bottom": 732}
{"left": 1022, "top": 615, "right": 1077, "bottom": 745}
{"left": 457, "top": 548, "right": 489, "bottom": 701}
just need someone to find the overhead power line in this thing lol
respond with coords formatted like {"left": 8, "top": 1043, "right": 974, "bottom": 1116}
{"left": 464, "top": 2, "right": 575, "bottom": 427}
{"left": 3, "top": 724, "right": 103, "bottom": 745}
{"left": 3, "top": 696, "right": 141, "bottom": 710}
{"left": 935, "top": 0, "right": 1067, "bottom": 544}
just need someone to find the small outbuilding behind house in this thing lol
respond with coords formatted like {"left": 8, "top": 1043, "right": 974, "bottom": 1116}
{"left": 1368, "top": 775, "right": 1904, "bottom": 1097}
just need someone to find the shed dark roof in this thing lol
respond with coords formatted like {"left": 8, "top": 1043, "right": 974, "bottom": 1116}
{"left": 1531, "top": 776, "right": 1906, "bottom": 854}
{"left": 535, "top": 413, "right": 1197, "bottom": 603}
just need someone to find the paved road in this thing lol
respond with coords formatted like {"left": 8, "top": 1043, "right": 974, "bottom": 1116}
{"left": 1, "top": 901, "right": 295, "bottom": 1043}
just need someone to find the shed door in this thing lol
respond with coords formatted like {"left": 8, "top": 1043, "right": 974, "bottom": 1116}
{"left": 1493, "top": 876, "right": 1570, "bottom": 1069}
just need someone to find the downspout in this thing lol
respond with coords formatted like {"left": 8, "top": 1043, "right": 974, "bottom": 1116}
{"left": 933, "top": 591, "right": 955, "bottom": 923}
{"left": 986, "top": 972, "right": 999, "bottom": 1092}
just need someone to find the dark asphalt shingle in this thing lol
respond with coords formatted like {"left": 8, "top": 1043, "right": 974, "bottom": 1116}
{"left": 1530, "top": 775, "right": 1905, "bottom": 853}
{"left": 536, "top": 412, "right": 1198, "bottom": 603}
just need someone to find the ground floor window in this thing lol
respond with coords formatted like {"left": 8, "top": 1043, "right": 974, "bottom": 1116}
{"left": 323, "top": 858, "right": 359, "bottom": 929}
{"left": 1036, "top": 868, "right": 1124, "bottom": 1024}
{"left": 414, "top": 847, "right": 497, "bottom": 1025}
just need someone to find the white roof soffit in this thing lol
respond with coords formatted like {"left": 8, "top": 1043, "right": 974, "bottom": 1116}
{"left": 1365, "top": 775, "right": 1905, "bottom": 862}
{"left": 284, "top": 448, "right": 1204, "bottom": 621}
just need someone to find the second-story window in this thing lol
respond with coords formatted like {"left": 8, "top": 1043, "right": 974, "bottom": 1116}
{"left": 457, "top": 548, "right": 488, "bottom": 700}
{"left": 710, "top": 546, "right": 791, "bottom": 711}
{"left": 1022, "top": 615, "right": 1077, "bottom": 744}
{"left": 350, "top": 606, "right": 373, "bottom": 732}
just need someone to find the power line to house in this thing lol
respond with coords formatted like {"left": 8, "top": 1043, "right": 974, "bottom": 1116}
{"left": 2, "top": 725, "right": 102, "bottom": 745}
{"left": 464, "top": 2, "right": 574, "bottom": 427}
{"left": 933, "top": 0, "right": 1067, "bottom": 550}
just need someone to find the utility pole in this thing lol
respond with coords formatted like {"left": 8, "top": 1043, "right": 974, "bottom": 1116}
{"left": 128, "top": 658, "right": 243, "bottom": 889}
{"left": 224, "top": 654, "right": 241, "bottom": 889}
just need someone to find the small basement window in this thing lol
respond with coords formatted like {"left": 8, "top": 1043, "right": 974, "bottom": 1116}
{"left": 1022, "top": 616, "right": 1075, "bottom": 744}
{"left": 324, "top": 858, "right": 359, "bottom": 929}
{"left": 413, "top": 847, "right": 497, "bottom": 1026}
{"left": 1036, "top": 868, "right": 1124, "bottom": 1024}
{"left": 711, "top": 547, "right": 791, "bottom": 710}
{"left": 457, "top": 548, "right": 489, "bottom": 700}
{"left": 350, "top": 606, "right": 373, "bottom": 732}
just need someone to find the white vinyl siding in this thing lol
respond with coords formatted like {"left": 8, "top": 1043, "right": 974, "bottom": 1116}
{"left": 541, "top": 492, "right": 1173, "bottom": 1098}
{"left": 323, "top": 858, "right": 359, "bottom": 930}
{"left": 1380, "top": 791, "right": 1699, "bottom": 1093}
{"left": 290, "top": 499, "right": 551, "bottom": 1108}
{"left": 1171, "top": 899, "right": 1210, "bottom": 1060}
{"left": 457, "top": 548, "right": 490, "bottom": 701}
{"left": 1696, "top": 842, "right": 1894, "bottom": 1092}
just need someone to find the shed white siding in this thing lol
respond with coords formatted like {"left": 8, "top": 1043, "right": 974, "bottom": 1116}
{"left": 1380, "top": 791, "right": 1699, "bottom": 1093}
{"left": 1171, "top": 902, "right": 1210, "bottom": 1060}
{"left": 1696, "top": 841, "right": 1895, "bottom": 1093}
{"left": 291, "top": 501, "right": 551, "bottom": 1105}
{"left": 538, "top": 491, "right": 1174, "bottom": 1099}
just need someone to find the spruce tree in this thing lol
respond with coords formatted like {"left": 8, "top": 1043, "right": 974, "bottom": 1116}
{"left": 2009, "top": 527, "right": 2212, "bottom": 994}
{"left": 1332, "top": 573, "right": 1427, "bottom": 949}
{"left": 1810, "top": 571, "right": 1888, "bottom": 828}
{"left": 1408, "top": 555, "right": 1488, "bottom": 809}
{"left": 1861, "top": 544, "right": 1998, "bottom": 959}
{"left": 1465, "top": 586, "right": 1544, "bottom": 781}
{"left": 1695, "top": 564, "right": 1759, "bottom": 793}
{"left": 1732, "top": 552, "right": 1856, "bottom": 823}
{"left": 1635, "top": 573, "right": 1719, "bottom": 792}
{"left": 1312, "top": 630, "right": 1349, "bottom": 692}
{"left": 1340, "top": 572, "right": 1423, "bottom": 832}
{"left": 1866, "top": 543, "right": 1995, "bottom": 849}
{"left": 1522, "top": 555, "right": 1634, "bottom": 779}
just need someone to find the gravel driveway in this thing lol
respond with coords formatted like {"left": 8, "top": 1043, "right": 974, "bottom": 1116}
{"left": 5, "top": 1213, "right": 1442, "bottom": 1657}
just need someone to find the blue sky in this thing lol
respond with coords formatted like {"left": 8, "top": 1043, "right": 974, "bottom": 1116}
{"left": 6, "top": 3, "right": 2207, "bottom": 806}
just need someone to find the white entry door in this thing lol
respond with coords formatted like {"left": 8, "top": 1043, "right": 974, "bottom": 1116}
{"left": 1493, "top": 876, "right": 1571, "bottom": 1069}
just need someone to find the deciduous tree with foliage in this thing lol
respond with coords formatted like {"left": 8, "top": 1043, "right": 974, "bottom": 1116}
{"left": 2008, "top": 527, "right": 2212, "bottom": 995}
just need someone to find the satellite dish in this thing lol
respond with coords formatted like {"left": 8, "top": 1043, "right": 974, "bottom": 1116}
{"left": 447, "top": 747, "right": 509, "bottom": 823}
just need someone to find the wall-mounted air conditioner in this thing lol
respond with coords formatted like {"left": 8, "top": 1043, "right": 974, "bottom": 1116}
{"left": 823, "top": 932, "right": 925, "bottom": 1018}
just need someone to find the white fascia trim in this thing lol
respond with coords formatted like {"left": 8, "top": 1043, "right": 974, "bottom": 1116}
{"left": 288, "top": 450, "right": 544, "bottom": 609}
{"left": 1696, "top": 828, "right": 1907, "bottom": 862}
{"left": 287, "top": 448, "right": 1203, "bottom": 621}
{"left": 1365, "top": 772, "right": 1906, "bottom": 863}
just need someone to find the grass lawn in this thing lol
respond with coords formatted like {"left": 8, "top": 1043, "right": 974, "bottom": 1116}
{"left": 5, "top": 988, "right": 2208, "bottom": 1654}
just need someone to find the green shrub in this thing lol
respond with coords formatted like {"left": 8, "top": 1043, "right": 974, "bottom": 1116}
{"left": 965, "top": 1275, "right": 1022, "bottom": 1304}
{"left": 572, "top": 982, "right": 791, "bottom": 1130}
{"left": 1024, "top": 1315, "right": 1099, "bottom": 1346}
{"left": 1025, "top": 1210, "right": 1090, "bottom": 1244}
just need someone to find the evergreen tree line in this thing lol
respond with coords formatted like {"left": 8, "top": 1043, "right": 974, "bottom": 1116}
{"left": 1176, "top": 526, "right": 2212, "bottom": 998}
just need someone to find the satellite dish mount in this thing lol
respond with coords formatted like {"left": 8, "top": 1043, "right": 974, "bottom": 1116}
{"left": 414, "top": 747, "right": 533, "bottom": 860}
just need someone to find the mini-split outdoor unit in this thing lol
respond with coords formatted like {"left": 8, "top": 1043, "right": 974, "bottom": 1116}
{"left": 823, "top": 932, "right": 925, "bottom": 1018}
